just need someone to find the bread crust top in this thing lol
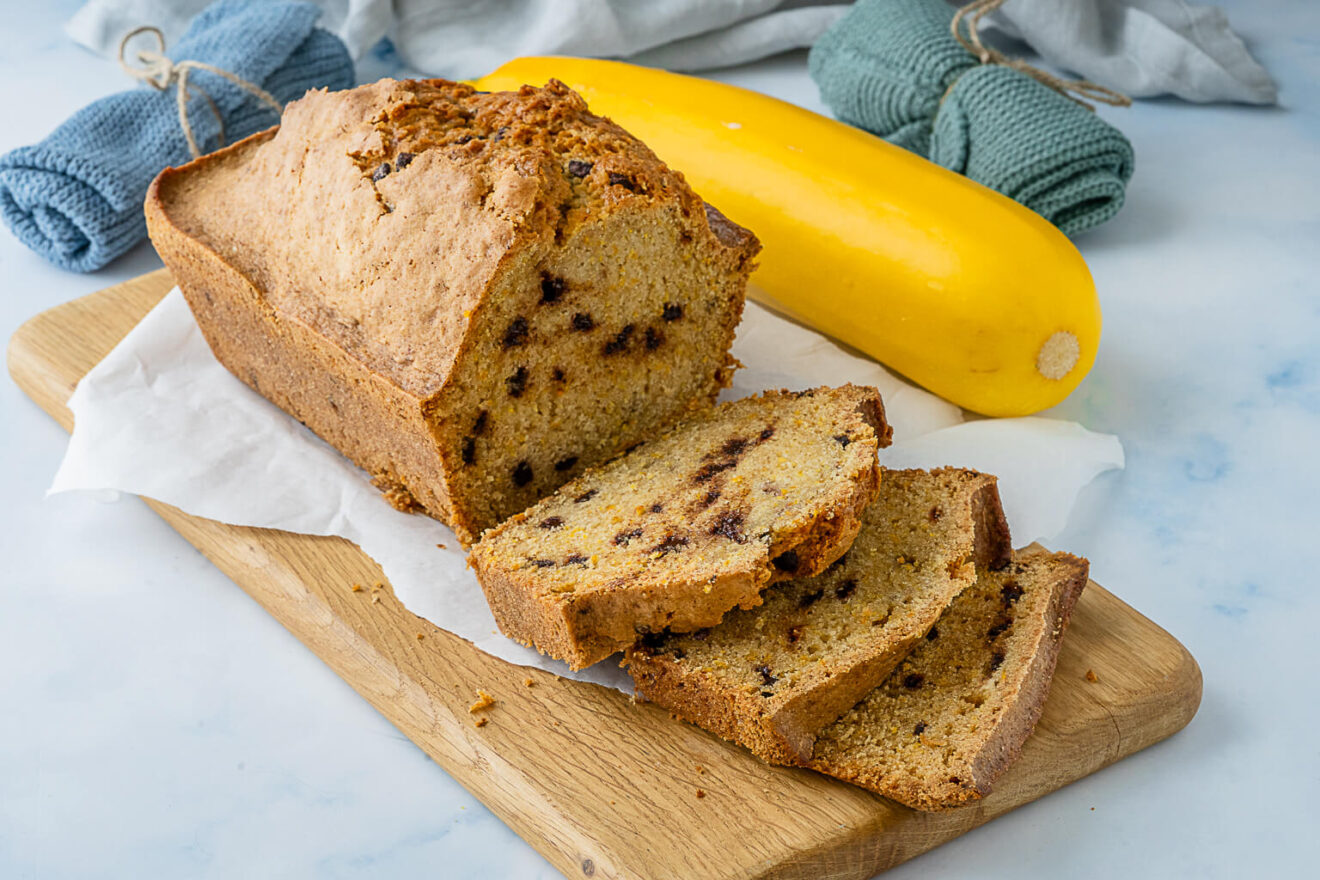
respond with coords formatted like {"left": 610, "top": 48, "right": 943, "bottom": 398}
{"left": 150, "top": 78, "right": 756, "bottom": 399}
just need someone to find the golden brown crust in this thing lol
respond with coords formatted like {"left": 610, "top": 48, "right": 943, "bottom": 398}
{"left": 626, "top": 468, "right": 1013, "bottom": 764}
{"left": 146, "top": 79, "right": 759, "bottom": 545}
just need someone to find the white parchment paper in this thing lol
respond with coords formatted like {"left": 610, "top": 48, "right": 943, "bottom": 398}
{"left": 51, "top": 288, "right": 1123, "bottom": 691}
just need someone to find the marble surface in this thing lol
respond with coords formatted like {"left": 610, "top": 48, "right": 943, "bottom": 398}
{"left": 2, "top": 1, "right": 1316, "bottom": 877}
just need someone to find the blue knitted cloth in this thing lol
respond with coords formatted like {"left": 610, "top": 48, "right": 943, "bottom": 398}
{"left": 809, "top": 0, "right": 1134, "bottom": 236}
{"left": 0, "top": 0, "right": 353, "bottom": 272}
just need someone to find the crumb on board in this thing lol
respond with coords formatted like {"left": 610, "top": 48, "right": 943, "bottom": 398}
{"left": 694, "top": 764, "right": 705, "bottom": 775}
{"left": 470, "top": 690, "right": 496, "bottom": 713}
{"left": 350, "top": 583, "right": 363, "bottom": 592}
{"left": 416, "top": 633, "right": 425, "bottom": 641}
{"left": 475, "top": 717, "right": 489, "bottom": 728}
{"left": 371, "top": 594, "right": 381, "bottom": 604}
{"left": 436, "top": 543, "right": 446, "bottom": 549}
{"left": 695, "top": 789, "right": 706, "bottom": 799}
{"left": 1085, "top": 669, "right": 1100, "bottom": 683}
{"left": 524, "top": 677, "right": 534, "bottom": 687}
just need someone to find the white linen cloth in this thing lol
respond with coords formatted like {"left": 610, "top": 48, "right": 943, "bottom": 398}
{"left": 67, "top": 0, "right": 1274, "bottom": 103}
{"left": 50, "top": 288, "right": 1124, "bottom": 692}
{"left": 984, "top": 0, "right": 1277, "bottom": 105}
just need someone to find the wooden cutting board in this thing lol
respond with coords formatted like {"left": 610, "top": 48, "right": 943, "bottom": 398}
{"left": 8, "top": 270, "right": 1201, "bottom": 880}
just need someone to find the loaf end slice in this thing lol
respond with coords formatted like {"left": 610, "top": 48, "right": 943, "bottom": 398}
{"left": 807, "top": 548, "right": 1088, "bottom": 811}
{"left": 469, "top": 385, "right": 890, "bottom": 669}
{"left": 625, "top": 468, "right": 1012, "bottom": 763}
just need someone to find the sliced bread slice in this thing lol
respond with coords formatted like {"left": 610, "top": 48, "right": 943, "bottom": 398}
{"left": 470, "top": 386, "right": 891, "bottom": 669}
{"left": 624, "top": 468, "right": 1012, "bottom": 763}
{"left": 806, "top": 547, "right": 1088, "bottom": 811}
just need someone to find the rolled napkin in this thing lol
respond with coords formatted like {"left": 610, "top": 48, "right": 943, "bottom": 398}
{"left": 809, "top": 0, "right": 1135, "bottom": 236}
{"left": 0, "top": 0, "right": 353, "bottom": 272}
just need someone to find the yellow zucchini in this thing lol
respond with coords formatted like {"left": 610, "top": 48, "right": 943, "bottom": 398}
{"left": 474, "top": 58, "right": 1101, "bottom": 417}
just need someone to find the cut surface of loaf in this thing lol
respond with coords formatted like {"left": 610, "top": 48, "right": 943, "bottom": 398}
{"left": 469, "top": 386, "right": 891, "bottom": 669}
{"left": 625, "top": 468, "right": 1012, "bottom": 763}
{"left": 146, "top": 78, "right": 759, "bottom": 545}
{"left": 807, "top": 547, "right": 1088, "bottom": 811}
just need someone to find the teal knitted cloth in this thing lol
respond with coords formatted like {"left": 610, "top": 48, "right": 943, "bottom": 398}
{"left": 808, "top": 0, "right": 1134, "bottom": 236}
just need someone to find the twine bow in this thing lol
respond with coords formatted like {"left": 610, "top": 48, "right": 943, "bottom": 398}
{"left": 117, "top": 25, "right": 284, "bottom": 158}
{"left": 951, "top": 0, "right": 1131, "bottom": 111}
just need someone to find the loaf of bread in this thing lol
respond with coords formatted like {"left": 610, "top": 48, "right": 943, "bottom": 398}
{"left": 469, "top": 386, "right": 891, "bottom": 669}
{"left": 625, "top": 468, "right": 1012, "bottom": 763}
{"left": 145, "top": 79, "right": 759, "bottom": 545}
{"left": 807, "top": 548, "right": 1088, "bottom": 810}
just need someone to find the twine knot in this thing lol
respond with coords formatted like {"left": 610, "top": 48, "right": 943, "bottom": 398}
{"left": 117, "top": 25, "right": 284, "bottom": 158}
{"left": 950, "top": 0, "right": 1131, "bottom": 111}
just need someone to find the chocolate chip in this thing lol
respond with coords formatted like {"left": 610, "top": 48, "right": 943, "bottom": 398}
{"left": 644, "top": 327, "right": 664, "bottom": 350}
{"left": 798, "top": 588, "right": 824, "bottom": 609}
{"left": 835, "top": 579, "right": 857, "bottom": 600}
{"left": 575, "top": 489, "right": 598, "bottom": 503}
{"left": 572, "top": 312, "right": 595, "bottom": 331}
{"left": 472, "top": 410, "right": 488, "bottom": 435}
{"left": 528, "top": 558, "right": 556, "bottom": 569}
{"left": 772, "top": 550, "right": 800, "bottom": 573}
{"left": 1001, "top": 580, "right": 1024, "bottom": 605}
{"left": 903, "top": 673, "right": 925, "bottom": 690}
{"left": 929, "top": 506, "right": 943, "bottom": 523}
{"left": 697, "top": 489, "right": 721, "bottom": 509}
{"left": 539, "top": 516, "right": 564, "bottom": 530}
{"left": 564, "top": 553, "right": 589, "bottom": 566}
{"left": 460, "top": 436, "right": 476, "bottom": 465}
{"left": 760, "top": 690, "right": 774, "bottom": 698}
{"left": 372, "top": 162, "right": 391, "bottom": 181}
{"left": 603, "top": 324, "right": 635, "bottom": 355}
{"left": 455, "top": 134, "right": 473, "bottom": 145}
{"left": 758, "top": 426, "right": 775, "bottom": 442}
{"left": 540, "top": 275, "right": 566, "bottom": 304}
{"left": 913, "top": 721, "right": 927, "bottom": 736}
{"left": 926, "top": 625, "right": 940, "bottom": 641}
{"left": 506, "top": 366, "right": 529, "bottom": 397}
{"left": 787, "top": 625, "right": 804, "bottom": 644}
{"left": 613, "top": 527, "right": 643, "bottom": 547}
{"left": 692, "top": 459, "right": 737, "bottom": 483}
{"left": 567, "top": 159, "right": 593, "bottom": 178}
{"left": 834, "top": 434, "right": 852, "bottom": 447}
{"left": 555, "top": 456, "right": 578, "bottom": 472}
{"left": 608, "top": 172, "right": 637, "bottom": 191}
{"left": 492, "top": 126, "right": 509, "bottom": 142}
{"left": 661, "top": 303, "right": 683, "bottom": 322}
{"left": 709, "top": 511, "right": 747, "bottom": 543}
{"left": 649, "top": 503, "right": 664, "bottom": 513}
{"left": 720, "top": 437, "right": 748, "bottom": 457}
{"left": 650, "top": 534, "right": 690, "bottom": 556}
{"left": 550, "top": 367, "right": 567, "bottom": 383}
{"left": 395, "top": 151, "right": 414, "bottom": 169}
{"left": 757, "top": 665, "right": 777, "bottom": 686}
{"left": 503, "top": 316, "right": 530, "bottom": 348}
{"left": 512, "top": 461, "right": 533, "bottom": 487}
